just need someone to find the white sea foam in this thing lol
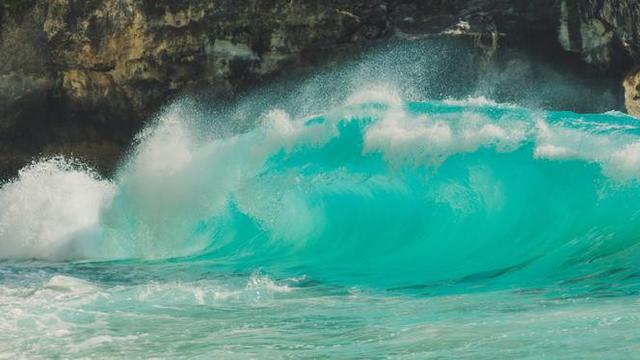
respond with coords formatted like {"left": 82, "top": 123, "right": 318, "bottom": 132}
{"left": 608, "top": 142, "right": 640, "bottom": 180}
{"left": 442, "top": 96, "right": 517, "bottom": 108}
{"left": 0, "top": 158, "right": 115, "bottom": 260}
{"left": 43, "top": 275, "right": 100, "bottom": 294}
{"left": 534, "top": 119, "right": 640, "bottom": 180}
{"left": 604, "top": 110, "right": 635, "bottom": 118}
{"left": 345, "top": 85, "right": 403, "bottom": 107}
{"left": 363, "top": 104, "right": 528, "bottom": 165}
{"left": 246, "top": 271, "right": 293, "bottom": 293}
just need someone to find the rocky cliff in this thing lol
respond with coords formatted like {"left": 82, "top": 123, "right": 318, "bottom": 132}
{"left": 1, "top": 0, "right": 640, "bottom": 178}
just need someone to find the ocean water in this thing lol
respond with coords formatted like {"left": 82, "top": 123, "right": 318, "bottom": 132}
{"left": 2, "top": 86, "right": 640, "bottom": 358}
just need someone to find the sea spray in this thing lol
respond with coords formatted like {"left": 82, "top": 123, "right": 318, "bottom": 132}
{"left": 0, "top": 158, "right": 115, "bottom": 260}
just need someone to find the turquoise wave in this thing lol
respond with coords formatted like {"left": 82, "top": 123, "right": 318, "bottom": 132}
{"left": 2, "top": 93, "right": 640, "bottom": 295}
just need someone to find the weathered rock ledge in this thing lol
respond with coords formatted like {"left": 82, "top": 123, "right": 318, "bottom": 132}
{"left": 1, "top": 0, "right": 640, "bottom": 178}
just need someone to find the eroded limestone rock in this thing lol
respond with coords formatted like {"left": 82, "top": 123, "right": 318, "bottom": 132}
{"left": 624, "top": 68, "right": 640, "bottom": 118}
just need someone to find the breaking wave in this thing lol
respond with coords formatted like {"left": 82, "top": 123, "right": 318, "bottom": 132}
{"left": 2, "top": 87, "right": 640, "bottom": 292}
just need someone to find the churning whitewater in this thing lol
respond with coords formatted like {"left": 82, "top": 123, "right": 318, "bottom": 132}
{"left": 3, "top": 42, "right": 640, "bottom": 357}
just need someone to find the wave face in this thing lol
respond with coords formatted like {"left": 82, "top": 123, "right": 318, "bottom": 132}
{"left": 2, "top": 89, "right": 640, "bottom": 294}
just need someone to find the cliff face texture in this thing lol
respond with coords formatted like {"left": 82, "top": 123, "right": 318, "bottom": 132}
{"left": 558, "top": 0, "right": 640, "bottom": 68}
{"left": 1, "top": 0, "right": 640, "bottom": 178}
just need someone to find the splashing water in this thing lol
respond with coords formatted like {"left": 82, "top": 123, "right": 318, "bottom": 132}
{"left": 2, "top": 43, "right": 640, "bottom": 358}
